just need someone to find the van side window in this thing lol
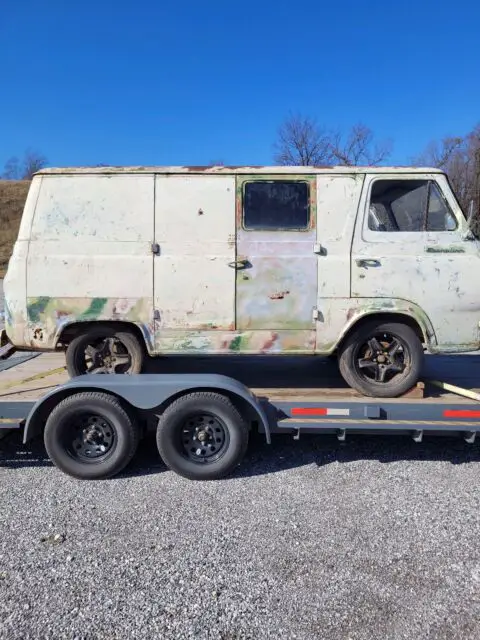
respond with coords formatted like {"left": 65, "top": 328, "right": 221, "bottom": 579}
{"left": 243, "top": 181, "right": 310, "bottom": 230}
{"left": 368, "top": 180, "right": 457, "bottom": 232}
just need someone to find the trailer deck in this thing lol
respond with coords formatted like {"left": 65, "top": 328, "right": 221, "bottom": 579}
{"left": 1, "top": 353, "right": 480, "bottom": 442}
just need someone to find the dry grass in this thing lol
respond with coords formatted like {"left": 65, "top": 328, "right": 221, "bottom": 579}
{"left": 0, "top": 180, "right": 30, "bottom": 276}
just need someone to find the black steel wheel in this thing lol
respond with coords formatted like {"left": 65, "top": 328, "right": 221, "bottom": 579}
{"left": 156, "top": 392, "right": 249, "bottom": 480}
{"left": 181, "top": 413, "right": 230, "bottom": 463}
{"left": 338, "top": 321, "right": 424, "bottom": 397}
{"left": 66, "top": 328, "right": 144, "bottom": 377}
{"left": 67, "top": 413, "right": 116, "bottom": 462}
{"left": 44, "top": 392, "right": 140, "bottom": 479}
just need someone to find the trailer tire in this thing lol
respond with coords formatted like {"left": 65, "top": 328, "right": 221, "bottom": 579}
{"left": 66, "top": 328, "right": 144, "bottom": 377}
{"left": 338, "top": 321, "right": 424, "bottom": 398}
{"left": 156, "top": 392, "right": 249, "bottom": 480}
{"left": 44, "top": 392, "right": 140, "bottom": 480}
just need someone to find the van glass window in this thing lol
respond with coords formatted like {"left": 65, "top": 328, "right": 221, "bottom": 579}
{"left": 243, "top": 181, "right": 310, "bottom": 230}
{"left": 368, "top": 179, "right": 457, "bottom": 232}
{"left": 427, "top": 181, "right": 458, "bottom": 231}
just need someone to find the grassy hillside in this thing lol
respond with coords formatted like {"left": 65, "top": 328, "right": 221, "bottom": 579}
{"left": 0, "top": 180, "right": 30, "bottom": 276}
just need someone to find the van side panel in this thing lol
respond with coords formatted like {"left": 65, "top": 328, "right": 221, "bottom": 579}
{"left": 153, "top": 175, "right": 236, "bottom": 351}
{"left": 25, "top": 175, "right": 154, "bottom": 350}
{"left": 3, "top": 176, "right": 42, "bottom": 346}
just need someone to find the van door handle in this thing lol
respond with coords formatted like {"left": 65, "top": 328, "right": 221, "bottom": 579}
{"left": 356, "top": 258, "right": 381, "bottom": 268}
{"left": 228, "top": 259, "right": 248, "bottom": 269}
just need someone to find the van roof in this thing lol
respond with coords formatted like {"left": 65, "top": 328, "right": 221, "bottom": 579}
{"left": 35, "top": 165, "right": 445, "bottom": 176}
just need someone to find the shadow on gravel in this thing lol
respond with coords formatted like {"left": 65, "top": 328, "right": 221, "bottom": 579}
{"left": 0, "top": 431, "right": 169, "bottom": 477}
{"left": 231, "top": 432, "right": 480, "bottom": 479}
{"left": 1, "top": 429, "right": 479, "bottom": 481}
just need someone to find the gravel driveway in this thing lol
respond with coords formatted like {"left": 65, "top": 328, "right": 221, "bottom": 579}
{"left": 1, "top": 392, "right": 480, "bottom": 638}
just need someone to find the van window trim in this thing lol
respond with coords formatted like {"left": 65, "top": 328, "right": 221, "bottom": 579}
{"left": 241, "top": 178, "right": 313, "bottom": 232}
{"left": 364, "top": 175, "right": 459, "bottom": 234}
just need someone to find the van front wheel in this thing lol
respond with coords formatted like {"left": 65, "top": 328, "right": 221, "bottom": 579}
{"left": 66, "top": 328, "right": 145, "bottom": 377}
{"left": 338, "top": 322, "right": 424, "bottom": 398}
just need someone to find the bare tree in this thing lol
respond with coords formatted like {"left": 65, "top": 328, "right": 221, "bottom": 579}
{"left": 330, "top": 123, "right": 392, "bottom": 166}
{"left": 413, "top": 136, "right": 464, "bottom": 169}
{"left": 273, "top": 113, "right": 334, "bottom": 165}
{"left": 22, "top": 149, "right": 47, "bottom": 178}
{"left": 274, "top": 113, "right": 392, "bottom": 166}
{"left": 2, "top": 149, "right": 48, "bottom": 180}
{"left": 2, "top": 156, "right": 21, "bottom": 180}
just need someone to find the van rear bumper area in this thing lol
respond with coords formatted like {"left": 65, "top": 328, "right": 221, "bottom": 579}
{"left": 0, "top": 329, "right": 16, "bottom": 360}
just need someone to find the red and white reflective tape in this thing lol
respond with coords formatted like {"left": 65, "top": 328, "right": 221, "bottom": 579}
{"left": 291, "top": 407, "right": 350, "bottom": 417}
{"left": 443, "top": 409, "right": 480, "bottom": 418}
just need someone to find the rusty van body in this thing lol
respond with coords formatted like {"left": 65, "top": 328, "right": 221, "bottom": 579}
{"left": 3, "top": 165, "right": 479, "bottom": 397}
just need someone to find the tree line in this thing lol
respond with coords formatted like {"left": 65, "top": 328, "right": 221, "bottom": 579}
{"left": 274, "top": 113, "right": 480, "bottom": 217}
{"left": 3, "top": 116, "right": 479, "bottom": 216}
{"left": 2, "top": 149, "right": 48, "bottom": 180}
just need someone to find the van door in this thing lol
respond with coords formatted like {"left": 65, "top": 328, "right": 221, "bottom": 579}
{"left": 154, "top": 175, "right": 236, "bottom": 351}
{"left": 235, "top": 174, "right": 317, "bottom": 352}
{"left": 351, "top": 173, "right": 480, "bottom": 349}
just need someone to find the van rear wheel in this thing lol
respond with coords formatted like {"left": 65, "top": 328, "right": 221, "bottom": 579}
{"left": 338, "top": 321, "right": 424, "bottom": 398}
{"left": 66, "top": 328, "right": 144, "bottom": 377}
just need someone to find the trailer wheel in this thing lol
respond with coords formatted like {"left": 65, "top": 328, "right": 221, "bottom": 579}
{"left": 66, "top": 328, "right": 144, "bottom": 377}
{"left": 156, "top": 392, "right": 249, "bottom": 480}
{"left": 44, "top": 392, "right": 140, "bottom": 480}
{"left": 338, "top": 321, "right": 424, "bottom": 398}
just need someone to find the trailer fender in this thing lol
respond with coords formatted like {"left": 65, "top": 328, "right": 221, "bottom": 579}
{"left": 23, "top": 373, "right": 271, "bottom": 444}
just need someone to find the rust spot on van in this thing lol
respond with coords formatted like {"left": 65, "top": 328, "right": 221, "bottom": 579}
{"left": 33, "top": 328, "right": 44, "bottom": 341}
{"left": 236, "top": 186, "right": 243, "bottom": 225}
{"left": 269, "top": 291, "right": 290, "bottom": 300}
{"left": 309, "top": 178, "right": 317, "bottom": 230}
{"left": 261, "top": 332, "right": 279, "bottom": 352}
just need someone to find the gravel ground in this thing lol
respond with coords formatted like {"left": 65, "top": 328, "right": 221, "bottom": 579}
{"left": 0, "top": 428, "right": 479, "bottom": 639}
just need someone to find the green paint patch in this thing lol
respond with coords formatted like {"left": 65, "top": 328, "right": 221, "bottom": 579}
{"left": 27, "top": 297, "right": 51, "bottom": 322}
{"left": 79, "top": 297, "right": 109, "bottom": 319}
{"left": 229, "top": 335, "right": 243, "bottom": 351}
{"left": 228, "top": 334, "right": 251, "bottom": 351}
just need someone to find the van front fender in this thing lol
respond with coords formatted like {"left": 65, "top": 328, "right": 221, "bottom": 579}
{"left": 331, "top": 298, "right": 437, "bottom": 351}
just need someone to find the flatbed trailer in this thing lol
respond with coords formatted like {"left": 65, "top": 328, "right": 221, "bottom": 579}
{"left": 1, "top": 368, "right": 479, "bottom": 481}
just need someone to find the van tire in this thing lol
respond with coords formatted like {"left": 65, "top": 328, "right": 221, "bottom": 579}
{"left": 156, "top": 392, "right": 249, "bottom": 481}
{"left": 66, "top": 328, "right": 144, "bottom": 377}
{"left": 338, "top": 321, "right": 424, "bottom": 398}
{"left": 44, "top": 392, "right": 140, "bottom": 480}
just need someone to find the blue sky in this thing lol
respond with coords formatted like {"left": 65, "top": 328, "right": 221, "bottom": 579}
{"left": 1, "top": 0, "right": 479, "bottom": 169}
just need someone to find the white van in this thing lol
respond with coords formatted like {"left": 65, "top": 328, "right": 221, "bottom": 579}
{"left": 3, "top": 166, "right": 479, "bottom": 397}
